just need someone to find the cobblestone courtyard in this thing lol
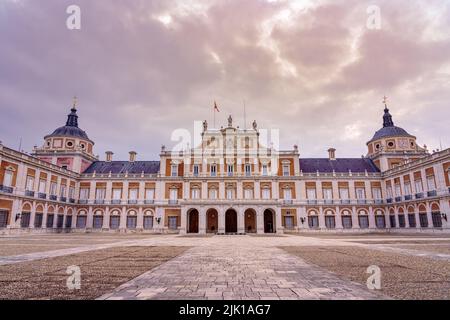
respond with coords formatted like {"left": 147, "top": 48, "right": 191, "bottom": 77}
{"left": 1, "top": 233, "right": 449, "bottom": 300}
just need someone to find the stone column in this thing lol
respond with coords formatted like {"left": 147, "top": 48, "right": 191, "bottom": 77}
{"left": 318, "top": 206, "right": 325, "bottom": 230}
{"left": 275, "top": 207, "right": 283, "bottom": 234}
{"left": 426, "top": 202, "right": 433, "bottom": 229}
{"left": 335, "top": 206, "right": 343, "bottom": 229}
{"left": 218, "top": 207, "right": 225, "bottom": 234}
{"left": 415, "top": 206, "right": 421, "bottom": 229}
{"left": 384, "top": 207, "right": 391, "bottom": 229}
{"left": 199, "top": 207, "right": 206, "bottom": 234}
{"left": 351, "top": 206, "right": 359, "bottom": 229}
{"left": 368, "top": 206, "right": 376, "bottom": 229}
{"left": 237, "top": 207, "right": 245, "bottom": 234}
{"left": 137, "top": 207, "right": 144, "bottom": 230}
{"left": 87, "top": 206, "right": 94, "bottom": 230}
{"left": 256, "top": 208, "right": 264, "bottom": 234}
{"left": 103, "top": 207, "right": 110, "bottom": 230}
{"left": 119, "top": 206, "right": 127, "bottom": 230}
{"left": 29, "top": 201, "right": 36, "bottom": 229}
{"left": 180, "top": 207, "right": 187, "bottom": 235}
{"left": 42, "top": 204, "right": 48, "bottom": 229}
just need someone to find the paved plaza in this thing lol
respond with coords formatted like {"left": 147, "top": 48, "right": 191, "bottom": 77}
{"left": 1, "top": 233, "right": 450, "bottom": 300}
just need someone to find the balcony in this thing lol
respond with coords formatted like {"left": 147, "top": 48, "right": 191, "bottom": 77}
{"left": 307, "top": 200, "right": 317, "bottom": 205}
{"left": 415, "top": 192, "right": 424, "bottom": 199}
{"left": 404, "top": 195, "right": 412, "bottom": 201}
{"left": 145, "top": 200, "right": 155, "bottom": 204}
{"left": 386, "top": 198, "right": 393, "bottom": 204}
{"left": 283, "top": 199, "right": 294, "bottom": 205}
{"left": 128, "top": 200, "right": 138, "bottom": 205}
{"left": 38, "top": 193, "right": 47, "bottom": 199}
{"left": 111, "top": 200, "right": 122, "bottom": 205}
{"left": 427, "top": 190, "right": 437, "bottom": 197}
{"left": 323, "top": 200, "right": 333, "bottom": 205}
{"left": 374, "top": 199, "right": 383, "bottom": 205}
{"left": 94, "top": 200, "right": 105, "bottom": 205}
{"left": 395, "top": 197, "right": 402, "bottom": 203}
{"left": 0, "top": 185, "right": 13, "bottom": 194}
{"left": 25, "top": 190, "right": 35, "bottom": 197}
{"left": 357, "top": 199, "right": 367, "bottom": 205}
{"left": 60, "top": 197, "right": 67, "bottom": 203}
{"left": 340, "top": 199, "right": 351, "bottom": 205}
{"left": 78, "top": 199, "right": 88, "bottom": 204}
{"left": 49, "top": 195, "right": 58, "bottom": 201}
{"left": 168, "top": 200, "right": 179, "bottom": 205}
{"left": 69, "top": 198, "right": 76, "bottom": 204}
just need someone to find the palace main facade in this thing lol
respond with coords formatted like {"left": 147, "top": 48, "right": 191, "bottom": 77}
{"left": 0, "top": 101, "right": 449, "bottom": 235}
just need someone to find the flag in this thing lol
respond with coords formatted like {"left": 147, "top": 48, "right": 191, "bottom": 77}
{"left": 214, "top": 101, "right": 220, "bottom": 112}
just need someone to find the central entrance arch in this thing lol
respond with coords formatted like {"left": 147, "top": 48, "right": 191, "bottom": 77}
{"left": 264, "top": 209, "right": 275, "bottom": 233}
{"left": 187, "top": 209, "right": 199, "bottom": 233}
{"left": 206, "top": 209, "right": 218, "bottom": 233}
{"left": 244, "top": 209, "right": 256, "bottom": 233}
{"left": 225, "top": 209, "right": 238, "bottom": 233}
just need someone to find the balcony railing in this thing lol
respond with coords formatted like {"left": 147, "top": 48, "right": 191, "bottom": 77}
{"left": 283, "top": 199, "right": 294, "bottom": 205}
{"left": 69, "top": 198, "right": 76, "bottom": 204}
{"left": 374, "top": 199, "right": 383, "bottom": 204}
{"left": 49, "top": 195, "right": 58, "bottom": 201}
{"left": 94, "top": 200, "right": 105, "bottom": 204}
{"left": 168, "top": 200, "right": 178, "bottom": 205}
{"left": 111, "top": 200, "right": 122, "bottom": 205}
{"left": 145, "top": 200, "right": 155, "bottom": 204}
{"left": 60, "top": 197, "right": 67, "bottom": 203}
{"left": 357, "top": 199, "right": 367, "bottom": 205}
{"left": 427, "top": 190, "right": 437, "bottom": 197}
{"left": 0, "top": 185, "right": 13, "bottom": 194}
{"left": 25, "top": 190, "right": 35, "bottom": 197}
{"left": 415, "top": 192, "right": 424, "bottom": 199}
{"left": 340, "top": 199, "right": 351, "bottom": 205}
{"left": 78, "top": 199, "right": 88, "bottom": 204}
{"left": 307, "top": 200, "right": 317, "bottom": 205}
{"left": 386, "top": 198, "right": 393, "bottom": 203}
{"left": 128, "top": 200, "right": 138, "bottom": 205}
{"left": 38, "top": 193, "right": 47, "bottom": 199}
{"left": 395, "top": 197, "right": 402, "bottom": 202}
{"left": 404, "top": 195, "right": 412, "bottom": 201}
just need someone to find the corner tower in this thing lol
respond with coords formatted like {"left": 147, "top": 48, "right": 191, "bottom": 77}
{"left": 32, "top": 97, "right": 97, "bottom": 173}
{"left": 366, "top": 97, "right": 428, "bottom": 171}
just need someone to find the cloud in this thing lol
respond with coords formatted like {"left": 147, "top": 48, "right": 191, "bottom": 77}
{"left": 1, "top": 0, "right": 449, "bottom": 160}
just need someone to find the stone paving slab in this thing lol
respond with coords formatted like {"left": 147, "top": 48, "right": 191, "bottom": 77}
{"left": 98, "top": 245, "right": 385, "bottom": 300}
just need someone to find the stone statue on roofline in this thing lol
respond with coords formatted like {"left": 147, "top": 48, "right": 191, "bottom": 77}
{"left": 203, "top": 120, "right": 208, "bottom": 132}
{"left": 228, "top": 115, "right": 233, "bottom": 127}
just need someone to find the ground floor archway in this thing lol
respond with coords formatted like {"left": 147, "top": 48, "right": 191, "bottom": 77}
{"left": 225, "top": 209, "right": 237, "bottom": 233}
{"left": 187, "top": 209, "right": 199, "bottom": 233}
{"left": 264, "top": 209, "right": 275, "bottom": 233}
{"left": 207, "top": 209, "right": 218, "bottom": 233}
{"left": 244, "top": 209, "right": 256, "bottom": 233}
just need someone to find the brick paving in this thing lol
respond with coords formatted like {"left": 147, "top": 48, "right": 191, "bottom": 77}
{"left": 98, "top": 244, "right": 384, "bottom": 300}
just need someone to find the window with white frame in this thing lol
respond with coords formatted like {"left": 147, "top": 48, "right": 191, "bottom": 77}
{"left": 282, "top": 164, "right": 290, "bottom": 176}
{"left": 372, "top": 188, "right": 382, "bottom": 199}
{"left": 39, "top": 179, "right": 46, "bottom": 193}
{"left": 262, "top": 164, "right": 268, "bottom": 176}
{"left": 145, "top": 188, "right": 155, "bottom": 200}
{"left": 209, "top": 188, "right": 217, "bottom": 199}
{"left": 356, "top": 187, "right": 365, "bottom": 199}
{"left": 244, "top": 188, "right": 253, "bottom": 199}
{"left": 386, "top": 186, "right": 393, "bottom": 198}
{"left": 394, "top": 184, "right": 401, "bottom": 197}
{"left": 404, "top": 183, "right": 412, "bottom": 195}
{"left": 210, "top": 164, "right": 217, "bottom": 177}
{"left": 339, "top": 188, "right": 349, "bottom": 200}
{"left": 262, "top": 187, "right": 270, "bottom": 199}
{"left": 414, "top": 180, "right": 423, "bottom": 193}
{"left": 79, "top": 188, "right": 89, "bottom": 200}
{"left": 323, "top": 188, "right": 332, "bottom": 200}
{"left": 129, "top": 189, "right": 138, "bottom": 200}
{"left": 96, "top": 188, "right": 106, "bottom": 200}
{"left": 2, "top": 169, "right": 13, "bottom": 187}
{"left": 112, "top": 188, "right": 122, "bottom": 200}
{"left": 60, "top": 185, "right": 66, "bottom": 197}
{"left": 68, "top": 186, "right": 75, "bottom": 199}
{"left": 427, "top": 176, "right": 436, "bottom": 191}
{"left": 26, "top": 176, "right": 34, "bottom": 191}
{"left": 284, "top": 188, "right": 292, "bottom": 200}
{"left": 245, "top": 164, "right": 251, "bottom": 176}
{"left": 50, "top": 182, "right": 57, "bottom": 196}
{"left": 307, "top": 188, "right": 316, "bottom": 199}
{"left": 227, "top": 164, "right": 234, "bottom": 176}
{"left": 170, "top": 188, "right": 178, "bottom": 200}
{"left": 171, "top": 164, "right": 178, "bottom": 177}
{"left": 193, "top": 165, "right": 199, "bottom": 176}
{"left": 191, "top": 188, "right": 200, "bottom": 199}
{"left": 226, "top": 188, "right": 234, "bottom": 200}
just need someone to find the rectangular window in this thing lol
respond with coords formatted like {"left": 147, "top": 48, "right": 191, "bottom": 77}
{"left": 168, "top": 216, "right": 178, "bottom": 230}
{"left": 209, "top": 189, "right": 217, "bottom": 200}
{"left": 34, "top": 213, "right": 43, "bottom": 228}
{"left": 129, "top": 189, "right": 138, "bottom": 200}
{"left": 226, "top": 189, "right": 234, "bottom": 200}
{"left": 358, "top": 216, "right": 369, "bottom": 229}
{"left": 93, "top": 216, "right": 103, "bottom": 229}
{"left": 376, "top": 216, "right": 386, "bottom": 229}
{"left": 68, "top": 187, "right": 75, "bottom": 199}
{"left": 325, "top": 216, "right": 335, "bottom": 229}
{"left": 432, "top": 213, "right": 442, "bottom": 228}
{"left": 193, "top": 165, "right": 199, "bottom": 177}
{"left": 60, "top": 185, "right": 66, "bottom": 197}
{"left": 0, "top": 211, "right": 8, "bottom": 228}
{"left": 262, "top": 188, "right": 270, "bottom": 200}
{"left": 65, "top": 216, "right": 72, "bottom": 228}
{"left": 307, "top": 188, "right": 316, "bottom": 200}
{"left": 398, "top": 215, "right": 406, "bottom": 228}
{"left": 26, "top": 176, "right": 35, "bottom": 191}
{"left": 308, "top": 216, "right": 319, "bottom": 228}
{"left": 339, "top": 188, "right": 349, "bottom": 200}
{"left": 414, "top": 180, "right": 423, "bottom": 193}
{"left": 356, "top": 188, "right": 365, "bottom": 199}
{"left": 3, "top": 170, "right": 13, "bottom": 187}
{"left": 191, "top": 188, "right": 200, "bottom": 199}
{"left": 372, "top": 188, "right": 382, "bottom": 199}
{"left": 56, "top": 215, "right": 64, "bottom": 228}
{"left": 386, "top": 186, "right": 393, "bottom": 198}
{"left": 171, "top": 165, "right": 178, "bottom": 177}
{"left": 282, "top": 165, "right": 290, "bottom": 177}
{"left": 244, "top": 189, "right": 253, "bottom": 199}
{"left": 427, "top": 176, "right": 436, "bottom": 191}
{"left": 144, "top": 216, "right": 153, "bottom": 229}
{"left": 50, "top": 182, "right": 57, "bottom": 196}
{"left": 79, "top": 188, "right": 89, "bottom": 200}
{"left": 39, "top": 179, "right": 46, "bottom": 193}
{"left": 210, "top": 164, "right": 217, "bottom": 177}
{"left": 227, "top": 164, "right": 234, "bottom": 177}
{"left": 284, "top": 216, "right": 294, "bottom": 229}
{"left": 245, "top": 164, "right": 251, "bottom": 176}
{"left": 46, "top": 214, "right": 54, "bottom": 228}
{"left": 96, "top": 188, "right": 106, "bottom": 200}
{"left": 145, "top": 189, "right": 155, "bottom": 200}
{"left": 21, "top": 212, "right": 31, "bottom": 228}
{"left": 323, "top": 188, "right": 332, "bottom": 200}
{"left": 394, "top": 184, "right": 402, "bottom": 197}
{"left": 127, "top": 216, "right": 137, "bottom": 229}
{"left": 419, "top": 214, "right": 428, "bottom": 228}
{"left": 342, "top": 216, "right": 352, "bottom": 229}
{"left": 408, "top": 214, "right": 416, "bottom": 228}
{"left": 110, "top": 216, "right": 120, "bottom": 229}
{"left": 389, "top": 215, "right": 396, "bottom": 228}
{"left": 262, "top": 165, "right": 268, "bottom": 176}
{"left": 76, "top": 216, "right": 86, "bottom": 228}
{"left": 170, "top": 189, "right": 178, "bottom": 200}
{"left": 404, "top": 183, "right": 412, "bottom": 196}
{"left": 112, "top": 188, "right": 122, "bottom": 200}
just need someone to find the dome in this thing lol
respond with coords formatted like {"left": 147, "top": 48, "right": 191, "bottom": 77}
{"left": 367, "top": 105, "right": 415, "bottom": 144}
{"left": 44, "top": 106, "right": 93, "bottom": 143}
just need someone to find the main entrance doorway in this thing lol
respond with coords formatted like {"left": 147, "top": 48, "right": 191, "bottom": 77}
{"left": 264, "top": 209, "right": 275, "bottom": 233}
{"left": 187, "top": 209, "right": 199, "bottom": 233}
{"left": 225, "top": 209, "right": 237, "bottom": 233}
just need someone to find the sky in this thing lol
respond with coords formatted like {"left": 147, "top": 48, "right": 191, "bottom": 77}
{"left": 1, "top": 0, "right": 449, "bottom": 161}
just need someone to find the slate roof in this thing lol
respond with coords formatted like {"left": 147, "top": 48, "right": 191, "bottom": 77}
{"left": 83, "top": 161, "right": 160, "bottom": 174}
{"left": 299, "top": 158, "right": 380, "bottom": 173}
{"left": 46, "top": 126, "right": 91, "bottom": 140}
{"left": 368, "top": 126, "right": 414, "bottom": 143}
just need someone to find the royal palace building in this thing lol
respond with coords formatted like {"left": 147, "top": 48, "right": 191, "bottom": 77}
{"left": 0, "top": 100, "right": 449, "bottom": 235}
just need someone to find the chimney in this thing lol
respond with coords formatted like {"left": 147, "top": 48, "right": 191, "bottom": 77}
{"left": 129, "top": 151, "right": 137, "bottom": 162}
{"left": 105, "top": 151, "right": 114, "bottom": 162}
{"left": 328, "top": 148, "right": 336, "bottom": 160}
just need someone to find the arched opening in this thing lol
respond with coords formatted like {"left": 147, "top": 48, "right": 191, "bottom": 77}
{"left": 244, "top": 209, "right": 256, "bottom": 233}
{"left": 225, "top": 209, "right": 237, "bottom": 233}
{"left": 187, "top": 209, "right": 199, "bottom": 233}
{"left": 264, "top": 209, "right": 275, "bottom": 233}
{"left": 206, "top": 209, "right": 218, "bottom": 233}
